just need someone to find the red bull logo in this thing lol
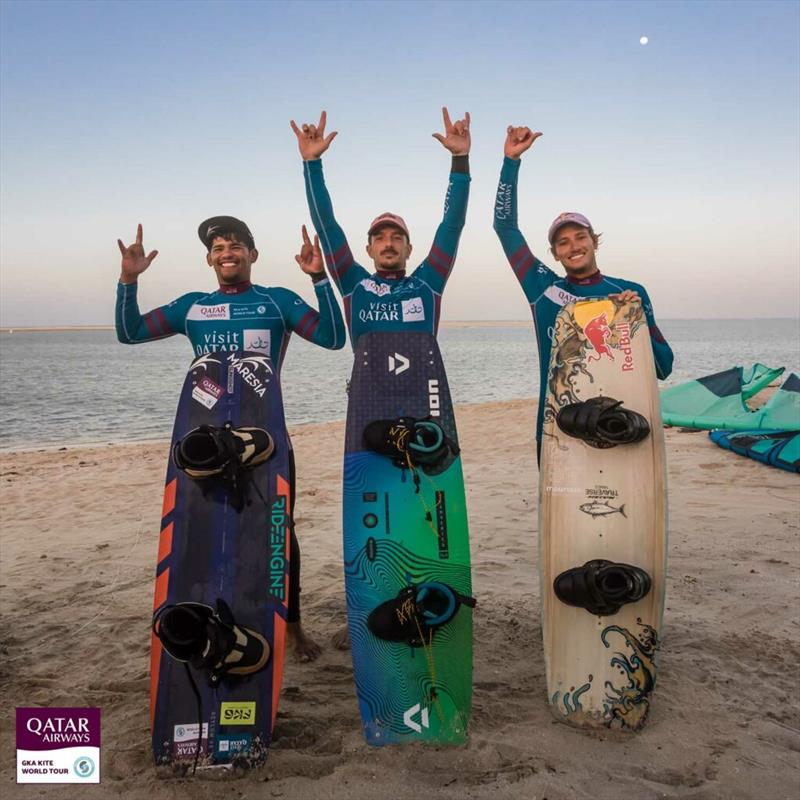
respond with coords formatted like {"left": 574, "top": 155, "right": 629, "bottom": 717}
{"left": 585, "top": 313, "right": 614, "bottom": 362}
{"left": 617, "top": 322, "right": 635, "bottom": 371}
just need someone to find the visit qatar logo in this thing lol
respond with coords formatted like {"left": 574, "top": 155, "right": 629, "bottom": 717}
{"left": 16, "top": 708, "right": 100, "bottom": 784}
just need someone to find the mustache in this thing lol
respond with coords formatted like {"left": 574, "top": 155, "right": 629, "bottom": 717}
{"left": 380, "top": 249, "right": 399, "bottom": 256}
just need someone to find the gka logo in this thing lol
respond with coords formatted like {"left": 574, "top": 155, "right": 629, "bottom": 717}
{"left": 403, "top": 703, "right": 430, "bottom": 733}
{"left": 428, "top": 378, "right": 440, "bottom": 417}
{"left": 388, "top": 353, "right": 410, "bottom": 375}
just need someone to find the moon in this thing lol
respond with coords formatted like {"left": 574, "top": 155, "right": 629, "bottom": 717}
{"left": 640, "top": 36, "right": 649, "bottom": 45}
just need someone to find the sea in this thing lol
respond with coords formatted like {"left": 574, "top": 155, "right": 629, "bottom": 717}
{"left": 0, "top": 319, "right": 797, "bottom": 451}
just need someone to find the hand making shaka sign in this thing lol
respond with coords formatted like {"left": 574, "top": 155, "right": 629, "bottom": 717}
{"left": 432, "top": 107, "right": 471, "bottom": 156}
{"left": 290, "top": 110, "right": 338, "bottom": 161}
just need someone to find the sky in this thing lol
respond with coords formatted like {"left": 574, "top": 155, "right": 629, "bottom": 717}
{"left": 1, "top": 0, "right": 798, "bottom": 326}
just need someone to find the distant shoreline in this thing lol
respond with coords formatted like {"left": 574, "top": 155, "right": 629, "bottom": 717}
{"left": 0, "top": 322, "right": 532, "bottom": 333}
{"left": 1, "top": 318, "right": 796, "bottom": 333}
{"left": 0, "top": 325, "right": 116, "bottom": 333}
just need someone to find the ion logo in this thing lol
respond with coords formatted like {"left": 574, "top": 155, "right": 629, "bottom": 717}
{"left": 403, "top": 704, "right": 430, "bottom": 733}
{"left": 388, "top": 353, "right": 410, "bottom": 375}
{"left": 428, "top": 378, "right": 440, "bottom": 417}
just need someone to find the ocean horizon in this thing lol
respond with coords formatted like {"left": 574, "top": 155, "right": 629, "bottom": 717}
{"left": 1, "top": 319, "right": 798, "bottom": 451}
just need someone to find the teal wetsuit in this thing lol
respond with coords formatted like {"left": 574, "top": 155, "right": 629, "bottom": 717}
{"left": 493, "top": 156, "right": 674, "bottom": 448}
{"left": 116, "top": 275, "right": 345, "bottom": 623}
{"left": 116, "top": 278, "right": 345, "bottom": 366}
{"left": 302, "top": 156, "right": 470, "bottom": 345}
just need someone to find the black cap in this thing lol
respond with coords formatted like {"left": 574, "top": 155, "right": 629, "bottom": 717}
{"left": 198, "top": 216, "right": 255, "bottom": 250}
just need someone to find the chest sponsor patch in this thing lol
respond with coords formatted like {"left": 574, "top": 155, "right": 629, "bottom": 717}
{"left": 187, "top": 303, "right": 230, "bottom": 321}
{"left": 359, "top": 278, "right": 392, "bottom": 297}
{"left": 243, "top": 329, "right": 271, "bottom": 354}
{"left": 543, "top": 285, "right": 579, "bottom": 307}
{"left": 401, "top": 297, "right": 425, "bottom": 322}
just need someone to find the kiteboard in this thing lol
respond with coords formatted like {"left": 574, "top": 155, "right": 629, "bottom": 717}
{"left": 539, "top": 297, "right": 667, "bottom": 731}
{"left": 343, "top": 331, "right": 473, "bottom": 745}
{"left": 150, "top": 350, "right": 291, "bottom": 771}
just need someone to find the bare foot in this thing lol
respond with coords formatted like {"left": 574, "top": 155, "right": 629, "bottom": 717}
{"left": 287, "top": 621, "right": 322, "bottom": 662}
{"left": 331, "top": 624, "right": 350, "bottom": 650}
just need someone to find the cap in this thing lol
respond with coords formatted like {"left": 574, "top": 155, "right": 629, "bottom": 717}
{"left": 367, "top": 212, "right": 410, "bottom": 240}
{"left": 547, "top": 212, "right": 593, "bottom": 244}
{"left": 198, "top": 216, "right": 255, "bottom": 250}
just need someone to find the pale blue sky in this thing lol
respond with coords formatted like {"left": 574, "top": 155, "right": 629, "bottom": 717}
{"left": 1, "top": 0, "right": 798, "bottom": 325}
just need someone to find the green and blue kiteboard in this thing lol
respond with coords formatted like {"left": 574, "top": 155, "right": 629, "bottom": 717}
{"left": 343, "top": 331, "right": 473, "bottom": 746}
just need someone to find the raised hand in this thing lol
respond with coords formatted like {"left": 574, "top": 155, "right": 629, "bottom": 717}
{"left": 432, "top": 107, "right": 471, "bottom": 155}
{"left": 290, "top": 111, "right": 338, "bottom": 160}
{"left": 294, "top": 225, "right": 324, "bottom": 276}
{"left": 117, "top": 224, "right": 158, "bottom": 283}
{"left": 504, "top": 125, "right": 542, "bottom": 159}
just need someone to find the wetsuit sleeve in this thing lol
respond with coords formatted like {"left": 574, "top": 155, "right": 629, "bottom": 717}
{"left": 493, "top": 156, "right": 556, "bottom": 303}
{"left": 625, "top": 282, "right": 675, "bottom": 380}
{"left": 413, "top": 156, "right": 471, "bottom": 294}
{"left": 302, "top": 159, "right": 368, "bottom": 297}
{"left": 636, "top": 285, "right": 674, "bottom": 380}
{"left": 279, "top": 282, "right": 346, "bottom": 350}
{"left": 115, "top": 281, "right": 195, "bottom": 343}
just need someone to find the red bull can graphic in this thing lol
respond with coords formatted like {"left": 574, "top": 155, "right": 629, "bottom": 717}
{"left": 584, "top": 313, "right": 614, "bottom": 362}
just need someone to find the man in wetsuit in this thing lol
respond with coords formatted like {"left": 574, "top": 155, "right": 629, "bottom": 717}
{"left": 290, "top": 108, "right": 471, "bottom": 647}
{"left": 115, "top": 217, "right": 346, "bottom": 661}
{"left": 291, "top": 108, "right": 470, "bottom": 342}
{"left": 493, "top": 126, "right": 674, "bottom": 461}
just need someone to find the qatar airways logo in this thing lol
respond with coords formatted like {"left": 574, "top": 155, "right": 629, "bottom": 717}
{"left": 187, "top": 303, "right": 230, "bottom": 321}
{"left": 359, "top": 279, "right": 392, "bottom": 297}
{"left": 544, "top": 285, "right": 579, "bottom": 307}
{"left": 494, "top": 181, "right": 512, "bottom": 221}
{"left": 25, "top": 717, "right": 91, "bottom": 744}
{"left": 16, "top": 707, "right": 101, "bottom": 784}
{"left": 443, "top": 178, "right": 453, "bottom": 215}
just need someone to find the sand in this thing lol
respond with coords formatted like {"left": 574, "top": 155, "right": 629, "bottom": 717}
{"left": 1, "top": 399, "right": 798, "bottom": 799}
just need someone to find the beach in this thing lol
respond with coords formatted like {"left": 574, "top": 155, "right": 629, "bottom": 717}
{"left": 1, "top": 398, "right": 798, "bottom": 799}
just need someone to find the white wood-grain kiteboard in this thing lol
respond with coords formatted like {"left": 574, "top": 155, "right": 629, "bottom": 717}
{"left": 539, "top": 297, "right": 667, "bottom": 731}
